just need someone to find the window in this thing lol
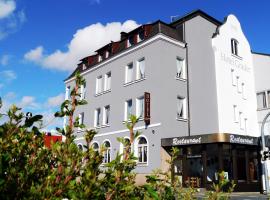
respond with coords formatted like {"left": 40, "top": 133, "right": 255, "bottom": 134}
{"left": 136, "top": 96, "right": 144, "bottom": 119}
{"left": 268, "top": 91, "right": 270, "bottom": 107}
{"left": 104, "top": 72, "right": 111, "bottom": 91}
{"left": 177, "top": 96, "right": 187, "bottom": 119}
{"left": 80, "top": 84, "right": 86, "bottom": 100}
{"left": 105, "top": 51, "right": 110, "bottom": 58}
{"left": 94, "top": 108, "right": 101, "bottom": 127}
{"left": 176, "top": 57, "right": 186, "bottom": 79}
{"left": 138, "top": 137, "right": 148, "bottom": 164}
{"left": 96, "top": 75, "right": 103, "bottom": 94}
{"left": 137, "top": 58, "right": 145, "bottom": 79}
{"left": 103, "top": 105, "right": 110, "bottom": 125}
{"left": 92, "top": 142, "right": 99, "bottom": 152}
{"left": 79, "top": 112, "right": 84, "bottom": 126}
{"left": 103, "top": 141, "right": 111, "bottom": 163}
{"left": 236, "top": 76, "right": 241, "bottom": 93}
{"left": 137, "top": 30, "right": 144, "bottom": 42}
{"left": 98, "top": 55, "right": 103, "bottom": 62}
{"left": 233, "top": 105, "right": 238, "bottom": 123}
{"left": 127, "top": 36, "right": 134, "bottom": 47}
{"left": 82, "top": 63, "right": 87, "bottom": 70}
{"left": 244, "top": 118, "right": 248, "bottom": 133}
{"left": 125, "top": 99, "right": 132, "bottom": 120}
{"left": 125, "top": 63, "right": 133, "bottom": 83}
{"left": 257, "top": 92, "right": 267, "bottom": 109}
{"left": 239, "top": 112, "right": 244, "bottom": 130}
{"left": 65, "top": 86, "right": 70, "bottom": 100}
{"left": 242, "top": 83, "right": 246, "bottom": 99}
{"left": 231, "top": 39, "right": 239, "bottom": 56}
{"left": 231, "top": 69, "right": 236, "bottom": 86}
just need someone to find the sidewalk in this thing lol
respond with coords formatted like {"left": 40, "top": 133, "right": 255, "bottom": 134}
{"left": 196, "top": 192, "right": 269, "bottom": 200}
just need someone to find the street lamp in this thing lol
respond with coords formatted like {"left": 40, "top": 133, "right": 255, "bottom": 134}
{"left": 261, "top": 111, "right": 270, "bottom": 194}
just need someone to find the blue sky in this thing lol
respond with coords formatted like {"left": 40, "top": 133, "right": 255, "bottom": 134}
{"left": 0, "top": 0, "right": 269, "bottom": 131}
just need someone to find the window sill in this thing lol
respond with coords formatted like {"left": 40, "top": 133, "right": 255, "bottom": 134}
{"left": 137, "top": 162, "right": 148, "bottom": 167}
{"left": 176, "top": 117, "right": 188, "bottom": 122}
{"left": 123, "top": 77, "right": 146, "bottom": 87}
{"left": 231, "top": 54, "right": 242, "bottom": 60}
{"left": 175, "top": 77, "right": 187, "bottom": 82}
{"left": 94, "top": 126, "right": 102, "bottom": 129}
{"left": 95, "top": 89, "right": 111, "bottom": 97}
{"left": 101, "top": 124, "right": 110, "bottom": 128}
{"left": 257, "top": 107, "right": 270, "bottom": 111}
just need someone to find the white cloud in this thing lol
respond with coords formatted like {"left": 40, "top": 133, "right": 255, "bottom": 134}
{"left": 0, "top": 70, "right": 16, "bottom": 81}
{"left": 24, "top": 20, "right": 140, "bottom": 71}
{"left": 46, "top": 93, "right": 64, "bottom": 108}
{"left": 24, "top": 46, "right": 44, "bottom": 62}
{"left": 18, "top": 96, "right": 39, "bottom": 109}
{"left": 0, "top": 0, "right": 16, "bottom": 19}
{"left": 0, "top": 54, "right": 10, "bottom": 65}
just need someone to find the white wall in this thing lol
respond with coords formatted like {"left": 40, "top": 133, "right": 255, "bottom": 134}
{"left": 212, "top": 15, "right": 259, "bottom": 136}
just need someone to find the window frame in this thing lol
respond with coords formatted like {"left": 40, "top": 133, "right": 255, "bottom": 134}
{"left": 136, "top": 57, "right": 145, "bottom": 80}
{"left": 257, "top": 92, "right": 267, "bottom": 110}
{"left": 136, "top": 96, "right": 144, "bottom": 119}
{"left": 176, "top": 57, "right": 186, "bottom": 80}
{"left": 92, "top": 142, "right": 100, "bottom": 152}
{"left": 103, "top": 140, "right": 111, "bottom": 163}
{"left": 103, "top": 105, "right": 110, "bottom": 126}
{"left": 124, "top": 99, "right": 133, "bottom": 121}
{"left": 96, "top": 75, "right": 103, "bottom": 94}
{"left": 125, "top": 62, "right": 134, "bottom": 83}
{"left": 104, "top": 71, "right": 111, "bottom": 91}
{"left": 94, "top": 108, "right": 101, "bottom": 127}
{"left": 176, "top": 96, "right": 187, "bottom": 120}
{"left": 136, "top": 136, "right": 148, "bottom": 165}
{"left": 231, "top": 38, "right": 239, "bottom": 56}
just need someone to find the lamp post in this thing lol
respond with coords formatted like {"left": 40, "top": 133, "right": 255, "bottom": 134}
{"left": 261, "top": 112, "right": 270, "bottom": 194}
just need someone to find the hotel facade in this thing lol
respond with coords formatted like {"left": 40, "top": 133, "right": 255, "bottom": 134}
{"left": 64, "top": 10, "right": 270, "bottom": 192}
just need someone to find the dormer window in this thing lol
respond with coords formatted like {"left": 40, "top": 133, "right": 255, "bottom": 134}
{"left": 231, "top": 39, "right": 239, "bottom": 56}
{"left": 82, "top": 63, "right": 87, "bottom": 70}
{"left": 127, "top": 36, "right": 134, "bottom": 47}
{"left": 105, "top": 51, "right": 110, "bottom": 58}
{"left": 98, "top": 55, "right": 103, "bottom": 62}
{"left": 137, "top": 30, "right": 144, "bottom": 42}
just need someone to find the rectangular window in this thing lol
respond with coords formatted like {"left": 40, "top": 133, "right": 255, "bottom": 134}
{"left": 125, "top": 63, "right": 133, "bottom": 83}
{"left": 125, "top": 99, "right": 132, "bottom": 120}
{"left": 137, "top": 58, "right": 145, "bottom": 79}
{"left": 231, "top": 39, "right": 238, "bottom": 56}
{"left": 80, "top": 84, "right": 86, "bottom": 100}
{"left": 96, "top": 75, "right": 103, "bottom": 94}
{"left": 98, "top": 55, "right": 103, "bottom": 62}
{"left": 176, "top": 57, "right": 185, "bottom": 79}
{"left": 242, "top": 83, "right": 246, "bottom": 99}
{"left": 257, "top": 92, "right": 266, "bottom": 109}
{"left": 103, "top": 105, "right": 110, "bottom": 125}
{"left": 239, "top": 112, "right": 244, "bottom": 130}
{"left": 231, "top": 69, "right": 236, "bottom": 86}
{"left": 233, "top": 105, "right": 238, "bottom": 123}
{"left": 94, "top": 108, "right": 101, "bottom": 127}
{"left": 104, "top": 72, "right": 111, "bottom": 91}
{"left": 136, "top": 96, "right": 144, "bottom": 118}
{"left": 137, "top": 30, "right": 144, "bottom": 42}
{"left": 177, "top": 96, "right": 187, "bottom": 119}
{"left": 244, "top": 118, "right": 248, "bottom": 133}
{"left": 105, "top": 51, "right": 109, "bottom": 58}
{"left": 127, "top": 36, "right": 134, "bottom": 47}
{"left": 82, "top": 63, "right": 87, "bottom": 70}
{"left": 236, "top": 76, "right": 241, "bottom": 93}
{"left": 78, "top": 112, "right": 84, "bottom": 131}
{"left": 65, "top": 86, "right": 70, "bottom": 100}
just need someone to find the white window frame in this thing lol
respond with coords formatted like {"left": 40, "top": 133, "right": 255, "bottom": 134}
{"left": 125, "top": 62, "right": 133, "bottom": 83}
{"left": 231, "top": 69, "right": 236, "bottom": 86}
{"left": 104, "top": 72, "right": 111, "bottom": 91}
{"left": 177, "top": 96, "right": 187, "bottom": 119}
{"left": 80, "top": 84, "right": 86, "bottom": 100}
{"left": 103, "top": 140, "right": 111, "bottom": 163}
{"left": 96, "top": 75, "right": 103, "bottom": 94}
{"left": 176, "top": 57, "right": 186, "bottom": 79}
{"left": 231, "top": 39, "right": 239, "bottom": 56}
{"left": 94, "top": 108, "right": 101, "bottom": 127}
{"left": 135, "top": 136, "right": 148, "bottom": 165}
{"left": 127, "top": 36, "right": 134, "bottom": 47}
{"left": 77, "top": 143, "right": 83, "bottom": 151}
{"left": 136, "top": 96, "right": 144, "bottom": 119}
{"left": 257, "top": 92, "right": 267, "bottom": 110}
{"left": 244, "top": 118, "right": 248, "bottom": 133}
{"left": 233, "top": 105, "right": 238, "bottom": 123}
{"left": 82, "top": 63, "right": 87, "bottom": 70}
{"left": 78, "top": 112, "right": 84, "bottom": 131}
{"left": 137, "top": 30, "right": 144, "bottom": 42}
{"left": 124, "top": 99, "right": 133, "bottom": 121}
{"left": 98, "top": 55, "right": 103, "bottom": 62}
{"left": 236, "top": 76, "right": 241, "bottom": 93}
{"left": 105, "top": 51, "right": 109, "bottom": 58}
{"left": 239, "top": 112, "right": 244, "bottom": 130}
{"left": 136, "top": 58, "right": 145, "bottom": 80}
{"left": 103, "top": 105, "right": 110, "bottom": 126}
{"left": 65, "top": 86, "right": 70, "bottom": 100}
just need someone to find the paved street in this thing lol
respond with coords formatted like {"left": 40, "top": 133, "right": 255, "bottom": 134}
{"left": 196, "top": 192, "right": 269, "bottom": 200}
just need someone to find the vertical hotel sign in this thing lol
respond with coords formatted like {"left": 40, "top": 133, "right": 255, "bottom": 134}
{"left": 144, "top": 92, "right": 150, "bottom": 125}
